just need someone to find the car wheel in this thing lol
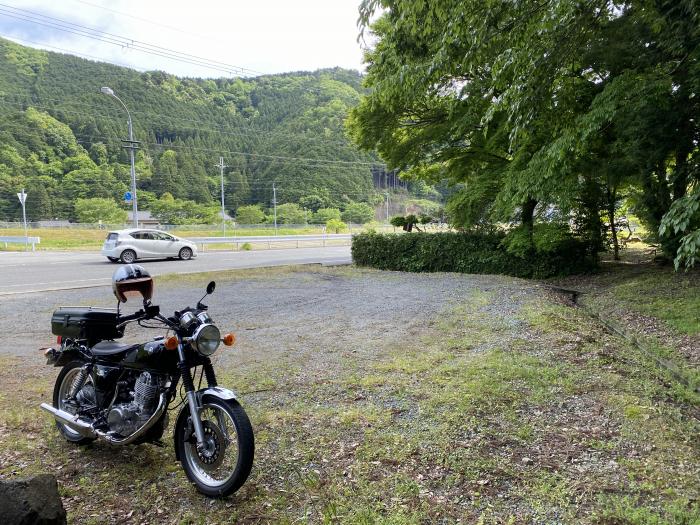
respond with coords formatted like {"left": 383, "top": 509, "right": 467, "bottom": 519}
{"left": 179, "top": 247, "right": 193, "bottom": 261}
{"left": 120, "top": 249, "right": 136, "bottom": 264}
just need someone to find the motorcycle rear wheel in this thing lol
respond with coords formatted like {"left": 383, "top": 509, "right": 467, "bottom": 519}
{"left": 52, "top": 361, "right": 97, "bottom": 445}
{"left": 175, "top": 398, "right": 254, "bottom": 497}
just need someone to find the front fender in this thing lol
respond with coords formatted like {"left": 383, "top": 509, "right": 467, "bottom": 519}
{"left": 173, "top": 386, "right": 239, "bottom": 460}
{"left": 198, "top": 386, "right": 238, "bottom": 403}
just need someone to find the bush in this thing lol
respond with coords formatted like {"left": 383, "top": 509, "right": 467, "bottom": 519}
{"left": 326, "top": 218, "right": 348, "bottom": 233}
{"left": 352, "top": 231, "right": 595, "bottom": 279}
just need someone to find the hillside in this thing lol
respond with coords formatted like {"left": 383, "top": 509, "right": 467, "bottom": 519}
{"left": 0, "top": 37, "right": 380, "bottom": 221}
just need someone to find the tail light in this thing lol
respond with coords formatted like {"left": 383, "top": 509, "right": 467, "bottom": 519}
{"left": 56, "top": 336, "right": 62, "bottom": 345}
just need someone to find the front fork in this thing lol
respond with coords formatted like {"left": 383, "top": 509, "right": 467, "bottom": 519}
{"left": 177, "top": 343, "right": 217, "bottom": 447}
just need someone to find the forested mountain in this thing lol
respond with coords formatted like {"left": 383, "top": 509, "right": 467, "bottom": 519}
{"left": 0, "top": 37, "right": 379, "bottom": 221}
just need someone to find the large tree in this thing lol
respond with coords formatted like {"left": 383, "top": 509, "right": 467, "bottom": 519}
{"left": 349, "top": 0, "right": 700, "bottom": 264}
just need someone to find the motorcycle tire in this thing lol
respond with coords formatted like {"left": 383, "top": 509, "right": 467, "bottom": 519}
{"left": 52, "top": 361, "right": 97, "bottom": 445}
{"left": 175, "top": 398, "right": 254, "bottom": 497}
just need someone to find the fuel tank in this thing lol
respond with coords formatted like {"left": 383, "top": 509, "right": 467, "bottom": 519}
{"left": 121, "top": 340, "right": 178, "bottom": 371}
{"left": 93, "top": 340, "right": 178, "bottom": 372}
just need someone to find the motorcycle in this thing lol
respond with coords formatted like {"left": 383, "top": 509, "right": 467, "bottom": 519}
{"left": 40, "top": 265, "right": 254, "bottom": 497}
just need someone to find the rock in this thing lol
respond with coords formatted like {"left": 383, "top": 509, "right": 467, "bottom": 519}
{"left": 0, "top": 474, "right": 67, "bottom": 525}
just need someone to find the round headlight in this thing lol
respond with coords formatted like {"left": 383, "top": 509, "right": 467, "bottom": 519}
{"left": 192, "top": 324, "right": 221, "bottom": 356}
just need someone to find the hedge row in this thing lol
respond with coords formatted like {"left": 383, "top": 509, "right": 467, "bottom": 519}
{"left": 351, "top": 232, "right": 595, "bottom": 279}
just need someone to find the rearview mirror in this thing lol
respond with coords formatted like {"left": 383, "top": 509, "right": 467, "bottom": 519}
{"left": 206, "top": 281, "right": 216, "bottom": 294}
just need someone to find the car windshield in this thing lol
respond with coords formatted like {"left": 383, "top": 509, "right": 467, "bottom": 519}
{"left": 106, "top": 233, "right": 118, "bottom": 241}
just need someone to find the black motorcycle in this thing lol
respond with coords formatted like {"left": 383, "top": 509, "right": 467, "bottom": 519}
{"left": 40, "top": 265, "right": 254, "bottom": 497}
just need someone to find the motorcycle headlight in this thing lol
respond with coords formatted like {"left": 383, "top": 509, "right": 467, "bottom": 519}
{"left": 192, "top": 324, "right": 221, "bottom": 356}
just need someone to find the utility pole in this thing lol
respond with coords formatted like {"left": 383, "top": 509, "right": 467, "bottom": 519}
{"left": 217, "top": 156, "right": 227, "bottom": 236}
{"left": 17, "top": 188, "right": 27, "bottom": 250}
{"left": 272, "top": 183, "right": 278, "bottom": 235}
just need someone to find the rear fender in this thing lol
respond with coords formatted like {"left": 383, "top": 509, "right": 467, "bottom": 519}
{"left": 44, "top": 347, "right": 83, "bottom": 367}
{"left": 173, "top": 386, "right": 239, "bottom": 460}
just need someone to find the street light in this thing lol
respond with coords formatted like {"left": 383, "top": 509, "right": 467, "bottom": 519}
{"left": 100, "top": 86, "right": 138, "bottom": 228}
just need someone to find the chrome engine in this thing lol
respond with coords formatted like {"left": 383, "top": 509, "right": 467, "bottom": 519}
{"left": 107, "top": 372, "right": 162, "bottom": 436}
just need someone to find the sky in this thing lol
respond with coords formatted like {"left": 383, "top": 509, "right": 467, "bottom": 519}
{"left": 0, "top": 0, "right": 370, "bottom": 78}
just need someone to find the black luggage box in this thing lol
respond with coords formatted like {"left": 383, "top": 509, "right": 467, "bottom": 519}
{"left": 51, "top": 307, "right": 123, "bottom": 344}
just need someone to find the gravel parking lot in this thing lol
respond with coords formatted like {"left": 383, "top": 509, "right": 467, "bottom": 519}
{"left": 1, "top": 266, "right": 697, "bottom": 524}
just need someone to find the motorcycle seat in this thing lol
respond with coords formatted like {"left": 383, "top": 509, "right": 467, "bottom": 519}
{"left": 91, "top": 341, "right": 139, "bottom": 356}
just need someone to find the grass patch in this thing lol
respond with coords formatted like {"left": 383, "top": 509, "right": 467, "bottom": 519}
{"left": 609, "top": 272, "right": 700, "bottom": 335}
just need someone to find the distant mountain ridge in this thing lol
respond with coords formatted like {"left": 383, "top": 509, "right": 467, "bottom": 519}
{"left": 0, "top": 37, "right": 378, "bottom": 221}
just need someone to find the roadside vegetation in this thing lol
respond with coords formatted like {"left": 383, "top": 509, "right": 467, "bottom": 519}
{"left": 0, "top": 266, "right": 697, "bottom": 523}
{"left": 0, "top": 224, "right": 368, "bottom": 251}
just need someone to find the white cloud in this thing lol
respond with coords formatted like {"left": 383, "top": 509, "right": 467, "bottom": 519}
{"left": 0, "top": 0, "right": 367, "bottom": 77}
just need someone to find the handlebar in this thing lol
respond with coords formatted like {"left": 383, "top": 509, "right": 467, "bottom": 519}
{"left": 117, "top": 305, "right": 160, "bottom": 326}
{"left": 118, "top": 309, "right": 144, "bottom": 324}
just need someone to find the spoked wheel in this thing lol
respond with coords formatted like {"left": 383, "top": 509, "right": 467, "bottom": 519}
{"left": 179, "top": 247, "right": 193, "bottom": 261}
{"left": 175, "top": 399, "right": 254, "bottom": 497}
{"left": 52, "top": 361, "right": 96, "bottom": 445}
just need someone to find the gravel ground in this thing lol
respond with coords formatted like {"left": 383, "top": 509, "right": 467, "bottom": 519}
{"left": 0, "top": 266, "right": 537, "bottom": 364}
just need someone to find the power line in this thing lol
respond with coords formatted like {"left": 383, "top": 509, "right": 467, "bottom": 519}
{"left": 1, "top": 34, "right": 148, "bottom": 71}
{"left": 0, "top": 3, "right": 263, "bottom": 76}
{"left": 70, "top": 0, "right": 231, "bottom": 48}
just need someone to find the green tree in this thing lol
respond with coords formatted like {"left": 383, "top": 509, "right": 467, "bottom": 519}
{"left": 311, "top": 207, "right": 341, "bottom": 224}
{"left": 74, "top": 197, "right": 127, "bottom": 224}
{"left": 153, "top": 150, "right": 186, "bottom": 198}
{"left": 276, "top": 203, "right": 306, "bottom": 224}
{"left": 326, "top": 218, "right": 347, "bottom": 233}
{"left": 235, "top": 204, "right": 265, "bottom": 224}
{"left": 149, "top": 193, "right": 218, "bottom": 225}
{"left": 351, "top": 0, "right": 700, "bottom": 263}
{"left": 341, "top": 202, "right": 374, "bottom": 224}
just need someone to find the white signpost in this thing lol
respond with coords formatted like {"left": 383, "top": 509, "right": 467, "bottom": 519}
{"left": 16, "top": 188, "right": 28, "bottom": 250}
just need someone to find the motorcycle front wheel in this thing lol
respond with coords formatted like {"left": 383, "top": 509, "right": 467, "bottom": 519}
{"left": 175, "top": 398, "right": 254, "bottom": 497}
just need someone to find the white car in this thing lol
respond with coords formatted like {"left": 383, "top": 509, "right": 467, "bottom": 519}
{"left": 101, "top": 229, "right": 198, "bottom": 263}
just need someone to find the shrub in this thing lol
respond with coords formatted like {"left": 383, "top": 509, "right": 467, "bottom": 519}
{"left": 352, "top": 231, "right": 595, "bottom": 279}
{"left": 326, "top": 218, "right": 348, "bottom": 233}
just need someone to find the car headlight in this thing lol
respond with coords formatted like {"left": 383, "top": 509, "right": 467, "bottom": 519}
{"left": 192, "top": 323, "right": 221, "bottom": 356}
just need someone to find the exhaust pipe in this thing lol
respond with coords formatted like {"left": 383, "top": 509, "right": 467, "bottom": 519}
{"left": 95, "top": 394, "right": 167, "bottom": 446}
{"left": 40, "top": 403, "right": 97, "bottom": 438}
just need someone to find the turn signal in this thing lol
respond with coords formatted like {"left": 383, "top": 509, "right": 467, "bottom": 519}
{"left": 164, "top": 336, "right": 179, "bottom": 351}
{"left": 222, "top": 333, "right": 236, "bottom": 346}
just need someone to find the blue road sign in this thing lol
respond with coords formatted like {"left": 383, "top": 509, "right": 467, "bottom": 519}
{"left": 124, "top": 191, "right": 132, "bottom": 202}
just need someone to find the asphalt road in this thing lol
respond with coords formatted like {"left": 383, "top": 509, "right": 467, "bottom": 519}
{"left": 0, "top": 246, "right": 351, "bottom": 295}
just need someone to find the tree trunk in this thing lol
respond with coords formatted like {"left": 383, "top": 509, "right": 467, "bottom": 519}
{"left": 521, "top": 198, "right": 537, "bottom": 245}
{"left": 606, "top": 186, "right": 619, "bottom": 261}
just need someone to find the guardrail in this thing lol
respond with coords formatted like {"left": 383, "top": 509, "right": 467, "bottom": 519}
{"left": 187, "top": 234, "right": 352, "bottom": 250}
{"left": 0, "top": 236, "right": 41, "bottom": 251}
